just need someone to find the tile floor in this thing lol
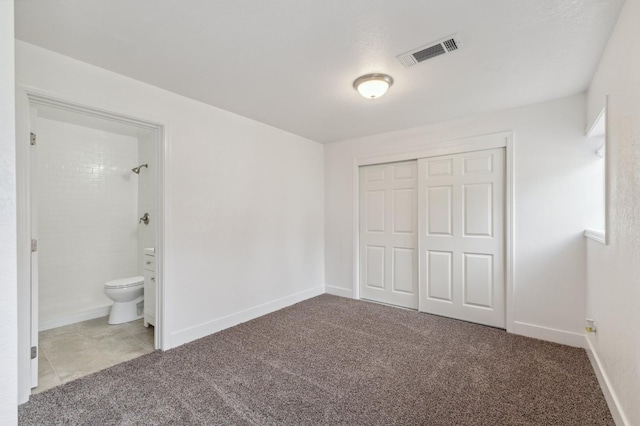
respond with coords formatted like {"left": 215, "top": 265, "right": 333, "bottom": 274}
{"left": 33, "top": 317, "right": 155, "bottom": 394}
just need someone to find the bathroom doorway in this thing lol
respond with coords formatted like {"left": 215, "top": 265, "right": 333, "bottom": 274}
{"left": 16, "top": 91, "right": 166, "bottom": 401}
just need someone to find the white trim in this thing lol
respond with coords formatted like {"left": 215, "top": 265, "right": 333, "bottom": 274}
{"left": 170, "top": 285, "right": 325, "bottom": 347}
{"left": 154, "top": 121, "right": 169, "bottom": 352}
{"left": 26, "top": 93, "right": 162, "bottom": 130}
{"left": 584, "top": 229, "right": 607, "bottom": 244}
{"left": 504, "top": 134, "right": 515, "bottom": 333}
{"left": 39, "top": 305, "right": 112, "bottom": 331}
{"left": 587, "top": 101, "right": 611, "bottom": 246}
{"left": 352, "top": 158, "right": 360, "bottom": 300}
{"left": 586, "top": 106, "right": 606, "bottom": 137}
{"left": 325, "top": 285, "right": 353, "bottom": 298}
{"left": 29, "top": 105, "right": 38, "bottom": 389}
{"left": 585, "top": 336, "right": 629, "bottom": 426}
{"left": 604, "top": 96, "right": 611, "bottom": 245}
{"left": 16, "top": 87, "right": 32, "bottom": 404}
{"left": 16, "top": 86, "right": 168, "bottom": 403}
{"left": 352, "top": 131, "right": 515, "bottom": 332}
{"left": 511, "top": 321, "right": 585, "bottom": 348}
{"left": 355, "top": 131, "right": 511, "bottom": 166}
{"left": 17, "top": 85, "right": 169, "bottom": 130}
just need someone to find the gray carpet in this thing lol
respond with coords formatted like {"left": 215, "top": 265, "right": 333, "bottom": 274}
{"left": 19, "top": 295, "right": 612, "bottom": 425}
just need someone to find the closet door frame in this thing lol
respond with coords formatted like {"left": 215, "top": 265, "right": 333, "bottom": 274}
{"left": 352, "top": 131, "right": 514, "bottom": 332}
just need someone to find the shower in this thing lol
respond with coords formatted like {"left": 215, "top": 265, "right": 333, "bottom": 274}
{"left": 132, "top": 164, "right": 148, "bottom": 174}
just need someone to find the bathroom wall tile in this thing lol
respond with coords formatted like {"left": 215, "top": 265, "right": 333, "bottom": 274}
{"left": 37, "top": 117, "right": 140, "bottom": 326}
{"left": 137, "top": 131, "right": 156, "bottom": 275}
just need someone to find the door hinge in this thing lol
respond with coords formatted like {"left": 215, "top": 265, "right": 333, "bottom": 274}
{"left": 30, "top": 132, "right": 36, "bottom": 146}
{"left": 31, "top": 239, "right": 37, "bottom": 253}
{"left": 31, "top": 346, "right": 37, "bottom": 359}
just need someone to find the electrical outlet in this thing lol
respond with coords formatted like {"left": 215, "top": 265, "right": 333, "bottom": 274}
{"left": 585, "top": 318, "right": 597, "bottom": 333}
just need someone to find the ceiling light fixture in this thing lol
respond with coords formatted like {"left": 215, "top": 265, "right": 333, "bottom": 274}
{"left": 353, "top": 73, "right": 394, "bottom": 100}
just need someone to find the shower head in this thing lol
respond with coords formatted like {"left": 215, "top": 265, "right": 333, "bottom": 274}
{"left": 132, "top": 164, "right": 148, "bottom": 174}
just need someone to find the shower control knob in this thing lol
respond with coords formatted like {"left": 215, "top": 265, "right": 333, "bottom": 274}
{"left": 139, "top": 212, "right": 150, "bottom": 225}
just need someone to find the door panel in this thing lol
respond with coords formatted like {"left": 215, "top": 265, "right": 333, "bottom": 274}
{"left": 426, "top": 250, "right": 453, "bottom": 301}
{"left": 366, "top": 167, "right": 385, "bottom": 182}
{"left": 393, "top": 189, "right": 415, "bottom": 233}
{"left": 359, "top": 161, "right": 418, "bottom": 309}
{"left": 418, "top": 148, "right": 505, "bottom": 328}
{"left": 427, "top": 158, "right": 453, "bottom": 177}
{"left": 463, "top": 153, "right": 493, "bottom": 174}
{"left": 365, "top": 190, "right": 385, "bottom": 232}
{"left": 463, "top": 183, "right": 493, "bottom": 236}
{"left": 365, "top": 246, "right": 385, "bottom": 289}
{"left": 393, "top": 163, "right": 415, "bottom": 180}
{"left": 463, "top": 253, "right": 493, "bottom": 308}
{"left": 392, "top": 248, "right": 414, "bottom": 293}
{"left": 427, "top": 186, "right": 453, "bottom": 235}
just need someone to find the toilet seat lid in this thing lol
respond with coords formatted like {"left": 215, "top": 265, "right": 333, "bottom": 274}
{"left": 104, "top": 276, "right": 144, "bottom": 289}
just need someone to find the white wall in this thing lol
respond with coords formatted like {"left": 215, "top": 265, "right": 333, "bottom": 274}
{"left": 325, "top": 94, "right": 602, "bottom": 344}
{"left": 585, "top": 0, "right": 640, "bottom": 423}
{"left": 36, "top": 118, "right": 139, "bottom": 328}
{"left": 0, "top": 2, "right": 17, "bottom": 424}
{"left": 16, "top": 41, "right": 325, "bottom": 351}
{"left": 137, "top": 131, "right": 156, "bottom": 275}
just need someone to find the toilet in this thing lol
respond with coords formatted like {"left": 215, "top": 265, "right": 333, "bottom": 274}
{"left": 104, "top": 276, "right": 144, "bottom": 324}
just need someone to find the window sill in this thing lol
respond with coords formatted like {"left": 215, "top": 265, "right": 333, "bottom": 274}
{"left": 584, "top": 229, "right": 606, "bottom": 244}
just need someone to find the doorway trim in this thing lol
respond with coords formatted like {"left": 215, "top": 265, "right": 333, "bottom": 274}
{"left": 16, "top": 86, "right": 169, "bottom": 403}
{"left": 352, "top": 131, "right": 514, "bottom": 330}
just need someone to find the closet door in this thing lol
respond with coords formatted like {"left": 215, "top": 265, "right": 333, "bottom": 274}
{"left": 418, "top": 149, "right": 505, "bottom": 328}
{"left": 359, "top": 161, "right": 418, "bottom": 309}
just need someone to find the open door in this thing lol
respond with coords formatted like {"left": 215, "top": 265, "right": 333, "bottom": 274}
{"left": 29, "top": 105, "right": 39, "bottom": 389}
{"left": 17, "top": 92, "right": 166, "bottom": 401}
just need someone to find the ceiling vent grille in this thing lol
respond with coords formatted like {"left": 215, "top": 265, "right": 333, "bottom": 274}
{"left": 396, "top": 34, "right": 462, "bottom": 68}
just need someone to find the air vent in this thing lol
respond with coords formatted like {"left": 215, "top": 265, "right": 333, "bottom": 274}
{"left": 396, "top": 34, "right": 462, "bottom": 68}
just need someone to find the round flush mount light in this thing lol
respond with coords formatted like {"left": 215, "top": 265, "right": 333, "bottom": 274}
{"left": 353, "top": 73, "right": 394, "bottom": 100}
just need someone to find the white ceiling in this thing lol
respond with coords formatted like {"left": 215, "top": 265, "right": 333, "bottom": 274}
{"left": 15, "top": 0, "right": 623, "bottom": 143}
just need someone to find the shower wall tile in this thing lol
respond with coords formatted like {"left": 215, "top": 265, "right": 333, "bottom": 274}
{"left": 37, "top": 117, "right": 139, "bottom": 327}
{"left": 137, "top": 131, "right": 156, "bottom": 275}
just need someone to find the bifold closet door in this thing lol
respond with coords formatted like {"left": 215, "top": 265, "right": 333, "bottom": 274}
{"left": 418, "top": 149, "right": 505, "bottom": 328}
{"left": 359, "top": 161, "right": 418, "bottom": 309}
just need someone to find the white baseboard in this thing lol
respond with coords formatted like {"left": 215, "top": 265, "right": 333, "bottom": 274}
{"left": 585, "top": 336, "right": 629, "bottom": 426}
{"left": 170, "top": 285, "right": 325, "bottom": 348}
{"left": 325, "top": 284, "right": 353, "bottom": 298}
{"left": 511, "top": 321, "right": 585, "bottom": 348}
{"left": 39, "top": 304, "right": 112, "bottom": 331}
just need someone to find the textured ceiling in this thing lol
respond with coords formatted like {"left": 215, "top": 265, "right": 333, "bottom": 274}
{"left": 15, "top": 0, "right": 624, "bottom": 143}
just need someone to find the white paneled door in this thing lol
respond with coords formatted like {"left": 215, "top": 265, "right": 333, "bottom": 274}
{"left": 359, "top": 161, "right": 418, "bottom": 309}
{"left": 418, "top": 149, "right": 505, "bottom": 328}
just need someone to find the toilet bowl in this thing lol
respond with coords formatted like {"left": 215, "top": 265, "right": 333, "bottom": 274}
{"left": 104, "top": 276, "right": 144, "bottom": 324}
